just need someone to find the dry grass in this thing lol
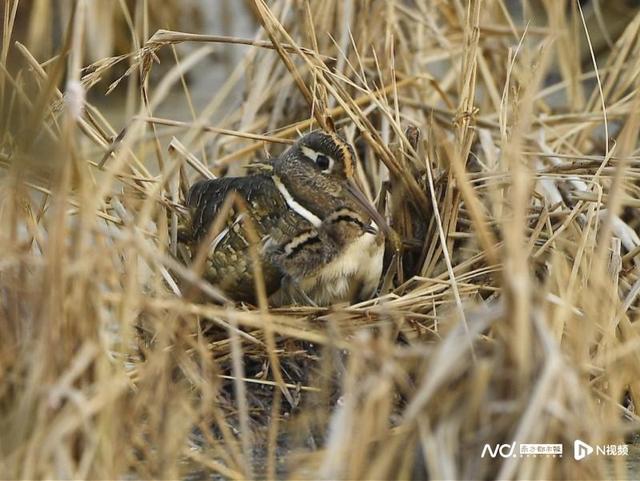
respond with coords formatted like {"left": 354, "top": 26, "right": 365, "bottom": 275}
{"left": 2, "top": 0, "right": 640, "bottom": 479}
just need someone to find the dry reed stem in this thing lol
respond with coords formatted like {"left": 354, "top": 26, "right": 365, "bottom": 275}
{"left": 3, "top": 0, "right": 640, "bottom": 479}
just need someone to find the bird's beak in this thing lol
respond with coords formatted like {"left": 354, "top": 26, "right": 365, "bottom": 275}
{"left": 343, "top": 177, "right": 392, "bottom": 237}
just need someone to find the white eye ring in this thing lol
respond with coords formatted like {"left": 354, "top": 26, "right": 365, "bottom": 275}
{"left": 301, "top": 145, "right": 335, "bottom": 173}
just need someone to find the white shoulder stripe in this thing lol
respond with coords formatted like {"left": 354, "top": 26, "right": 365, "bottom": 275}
{"left": 272, "top": 175, "right": 322, "bottom": 227}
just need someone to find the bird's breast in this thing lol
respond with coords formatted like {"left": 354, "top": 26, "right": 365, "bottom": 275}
{"left": 300, "top": 231, "right": 384, "bottom": 305}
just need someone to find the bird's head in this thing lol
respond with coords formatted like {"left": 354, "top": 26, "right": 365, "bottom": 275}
{"left": 271, "top": 130, "right": 390, "bottom": 237}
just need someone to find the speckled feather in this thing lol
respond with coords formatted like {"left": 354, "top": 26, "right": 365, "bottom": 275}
{"left": 180, "top": 131, "right": 385, "bottom": 306}
{"left": 185, "top": 175, "right": 315, "bottom": 302}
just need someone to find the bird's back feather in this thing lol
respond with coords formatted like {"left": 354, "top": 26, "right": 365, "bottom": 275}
{"left": 184, "top": 176, "right": 314, "bottom": 302}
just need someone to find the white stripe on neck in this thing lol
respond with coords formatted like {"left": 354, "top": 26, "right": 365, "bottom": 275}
{"left": 272, "top": 175, "right": 322, "bottom": 227}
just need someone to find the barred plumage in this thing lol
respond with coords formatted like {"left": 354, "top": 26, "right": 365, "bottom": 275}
{"left": 178, "top": 131, "right": 385, "bottom": 306}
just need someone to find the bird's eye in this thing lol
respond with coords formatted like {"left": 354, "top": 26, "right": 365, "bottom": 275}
{"left": 301, "top": 145, "right": 335, "bottom": 173}
{"left": 316, "top": 154, "right": 331, "bottom": 171}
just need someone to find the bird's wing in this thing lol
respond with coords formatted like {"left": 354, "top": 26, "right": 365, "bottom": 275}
{"left": 184, "top": 176, "right": 313, "bottom": 302}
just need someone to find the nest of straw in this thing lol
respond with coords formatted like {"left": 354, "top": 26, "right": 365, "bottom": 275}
{"left": 2, "top": 0, "right": 640, "bottom": 479}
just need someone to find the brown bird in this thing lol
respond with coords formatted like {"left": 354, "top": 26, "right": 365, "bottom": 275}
{"left": 181, "top": 131, "right": 385, "bottom": 306}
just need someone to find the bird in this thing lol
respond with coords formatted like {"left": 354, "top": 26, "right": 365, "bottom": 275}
{"left": 180, "top": 130, "right": 386, "bottom": 306}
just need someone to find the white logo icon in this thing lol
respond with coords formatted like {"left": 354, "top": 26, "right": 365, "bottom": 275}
{"left": 574, "top": 440, "right": 593, "bottom": 460}
{"left": 481, "top": 443, "right": 516, "bottom": 458}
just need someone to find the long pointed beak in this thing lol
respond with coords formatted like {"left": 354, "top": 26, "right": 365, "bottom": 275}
{"left": 343, "top": 177, "right": 393, "bottom": 237}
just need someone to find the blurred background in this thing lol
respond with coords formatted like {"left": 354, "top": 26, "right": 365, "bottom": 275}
{"left": 3, "top": 1, "right": 640, "bottom": 480}
{"left": 4, "top": 0, "right": 640, "bottom": 119}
